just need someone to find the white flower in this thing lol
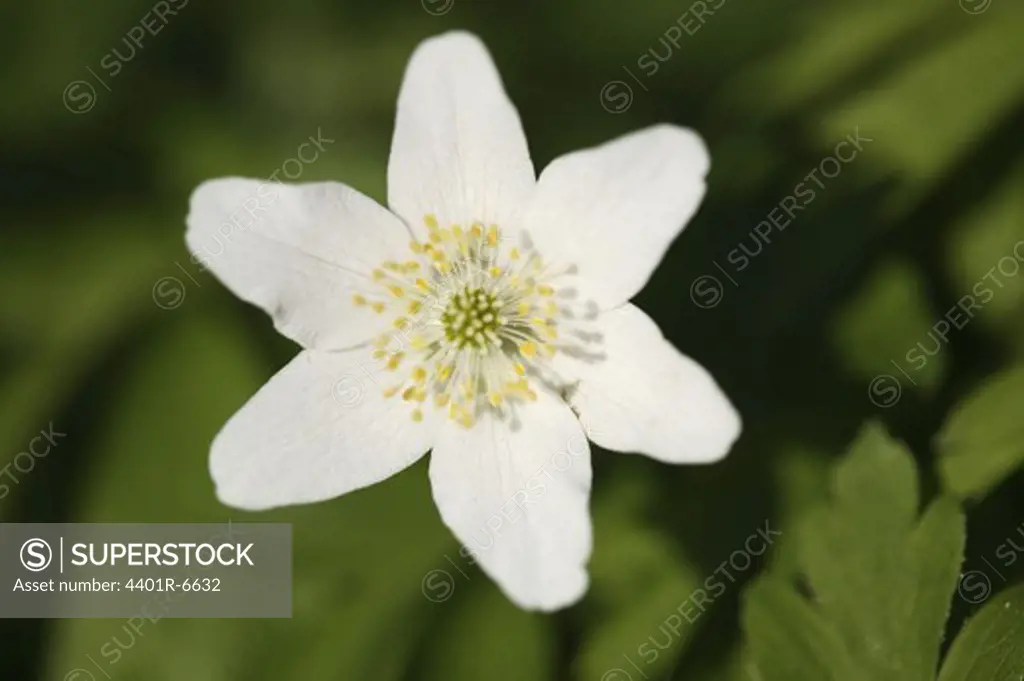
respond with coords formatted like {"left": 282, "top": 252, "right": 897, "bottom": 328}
{"left": 186, "top": 31, "right": 740, "bottom": 611}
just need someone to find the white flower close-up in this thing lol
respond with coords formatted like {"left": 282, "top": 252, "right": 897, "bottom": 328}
{"left": 185, "top": 31, "right": 741, "bottom": 611}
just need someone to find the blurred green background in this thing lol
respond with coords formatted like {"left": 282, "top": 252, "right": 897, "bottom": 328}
{"left": 2, "top": 0, "right": 1024, "bottom": 679}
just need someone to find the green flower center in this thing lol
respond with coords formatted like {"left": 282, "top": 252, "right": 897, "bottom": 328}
{"left": 442, "top": 287, "right": 502, "bottom": 349}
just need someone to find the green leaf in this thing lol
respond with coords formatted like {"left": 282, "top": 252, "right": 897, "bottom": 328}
{"left": 938, "top": 583, "right": 1024, "bottom": 681}
{"left": 943, "top": 161, "right": 1024, "bottom": 356}
{"left": 723, "top": 1, "right": 942, "bottom": 117}
{"left": 909, "top": 498, "right": 971, "bottom": 675}
{"left": 743, "top": 423, "right": 966, "bottom": 681}
{"left": 820, "top": 7, "right": 1024, "bottom": 210}
{"left": 937, "top": 365, "right": 1024, "bottom": 500}
{"left": 831, "top": 258, "right": 947, "bottom": 393}
{"left": 769, "top": 443, "right": 831, "bottom": 578}
{"left": 743, "top": 576, "right": 855, "bottom": 681}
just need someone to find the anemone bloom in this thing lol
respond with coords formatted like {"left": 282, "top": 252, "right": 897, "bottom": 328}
{"left": 186, "top": 31, "right": 740, "bottom": 611}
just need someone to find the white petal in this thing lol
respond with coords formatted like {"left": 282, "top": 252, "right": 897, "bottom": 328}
{"left": 210, "top": 348, "right": 436, "bottom": 511}
{"left": 429, "top": 389, "right": 592, "bottom": 611}
{"left": 562, "top": 304, "right": 740, "bottom": 464}
{"left": 387, "top": 32, "right": 535, "bottom": 232}
{"left": 522, "top": 125, "right": 709, "bottom": 309}
{"left": 186, "top": 178, "right": 412, "bottom": 350}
